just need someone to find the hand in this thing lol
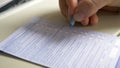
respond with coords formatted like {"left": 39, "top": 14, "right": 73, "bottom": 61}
{"left": 59, "top": 0, "right": 120, "bottom": 26}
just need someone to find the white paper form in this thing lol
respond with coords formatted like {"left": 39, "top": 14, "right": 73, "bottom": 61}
{"left": 0, "top": 17, "right": 120, "bottom": 68}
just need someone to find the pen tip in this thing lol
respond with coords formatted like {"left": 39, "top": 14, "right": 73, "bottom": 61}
{"left": 70, "top": 17, "right": 75, "bottom": 28}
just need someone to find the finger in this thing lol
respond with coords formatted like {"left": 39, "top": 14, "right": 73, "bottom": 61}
{"left": 66, "top": 0, "right": 78, "bottom": 20}
{"left": 74, "top": 0, "right": 110, "bottom": 22}
{"left": 89, "top": 14, "right": 99, "bottom": 25}
{"left": 81, "top": 18, "right": 89, "bottom": 26}
{"left": 59, "top": 0, "right": 68, "bottom": 17}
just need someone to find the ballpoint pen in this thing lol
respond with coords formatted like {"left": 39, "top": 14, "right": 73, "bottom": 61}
{"left": 70, "top": 16, "right": 75, "bottom": 27}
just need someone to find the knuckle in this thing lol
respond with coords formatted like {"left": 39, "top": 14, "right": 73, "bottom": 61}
{"left": 84, "top": 0, "right": 98, "bottom": 11}
{"left": 79, "top": 0, "right": 99, "bottom": 17}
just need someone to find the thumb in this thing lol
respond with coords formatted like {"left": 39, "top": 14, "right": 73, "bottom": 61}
{"left": 74, "top": 0, "right": 112, "bottom": 21}
{"left": 66, "top": 0, "right": 78, "bottom": 20}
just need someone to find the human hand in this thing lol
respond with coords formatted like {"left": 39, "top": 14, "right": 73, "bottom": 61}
{"left": 59, "top": 0, "right": 120, "bottom": 26}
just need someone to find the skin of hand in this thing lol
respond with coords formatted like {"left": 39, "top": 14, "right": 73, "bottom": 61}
{"left": 59, "top": 0, "right": 120, "bottom": 26}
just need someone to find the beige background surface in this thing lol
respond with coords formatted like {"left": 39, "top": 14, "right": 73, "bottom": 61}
{"left": 0, "top": 0, "right": 120, "bottom": 68}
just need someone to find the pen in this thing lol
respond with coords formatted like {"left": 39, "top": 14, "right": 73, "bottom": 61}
{"left": 70, "top": 0, "right": 80, "bottom": 27}
{"left": 70, "top": 16, "right": 75, "bottom": 27}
